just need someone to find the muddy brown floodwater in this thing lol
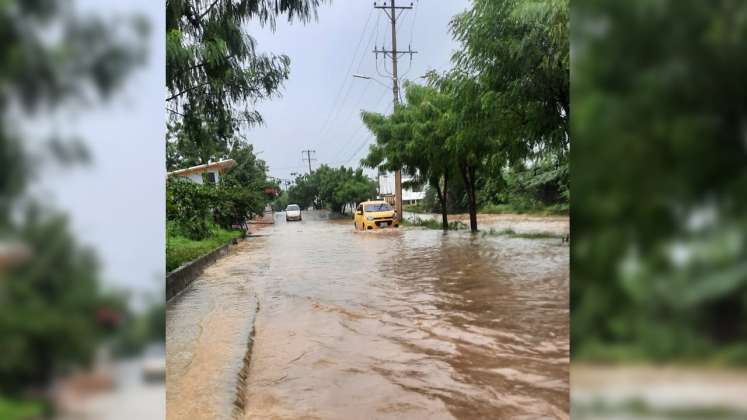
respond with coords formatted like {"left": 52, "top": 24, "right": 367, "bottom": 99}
{"left": 167, "top": 211, "right": 569, "bottom": 420}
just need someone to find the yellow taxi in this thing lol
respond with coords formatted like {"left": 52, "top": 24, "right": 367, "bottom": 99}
{"left": 354, "top": 200, "right": 399, "bottom": 230}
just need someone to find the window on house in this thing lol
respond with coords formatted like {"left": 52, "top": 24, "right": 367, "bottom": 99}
{"left": 205, "top": 172, "right": 216, "bottom": 184}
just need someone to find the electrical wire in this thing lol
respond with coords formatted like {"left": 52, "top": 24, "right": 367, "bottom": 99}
{"left": 331, "top": 87, "right": 390, "bottom": 162}
{"left": 320, "top": 19, "right": 380, "bottom": 140}
{"left": 342, "top": 100, "right": 393, "bottom": 166}
{"left": 315, "top": 8, "right": 375, "bottom": 138}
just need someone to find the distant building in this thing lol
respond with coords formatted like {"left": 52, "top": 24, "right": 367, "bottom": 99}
{"left": 167, "top": 159, "right": 236, "bottom": 184}
{"left": 263, "top": 186, "right": 279, "bottom": 197}
{"left": 377, "top": 172, "right": 425, "bottom": 205}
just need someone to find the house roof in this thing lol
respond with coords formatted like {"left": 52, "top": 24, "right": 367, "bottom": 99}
{"left": 167, "top": 159, "right": 237, "bottom": 177}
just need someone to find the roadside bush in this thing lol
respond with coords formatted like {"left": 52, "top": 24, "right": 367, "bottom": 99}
{"left": 271, "top": 191, "right": 289, "bottom": 211}
{"left": 167, "top": 177, "right": 266, "bottom": 240}
{"left": 210, "top": 185, "right": 264, "bottom": 230}
{"left": 166, "top": 177, "right": 212, "bottom": 240}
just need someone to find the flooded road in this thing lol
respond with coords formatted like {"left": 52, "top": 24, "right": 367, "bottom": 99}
{"left": 167, "top": 211, "right": 569, "bottom": 419}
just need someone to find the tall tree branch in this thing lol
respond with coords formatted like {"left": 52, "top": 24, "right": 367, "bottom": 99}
{"left": 166, "top": 81, "right": 210, "bottom": 101}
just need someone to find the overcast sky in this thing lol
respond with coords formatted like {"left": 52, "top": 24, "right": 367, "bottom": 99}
{"left": 249, "top": 0, "right": 470, "bottom": 181}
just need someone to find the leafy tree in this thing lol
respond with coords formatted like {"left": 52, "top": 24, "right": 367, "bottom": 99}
{"left": 438, "top": 75, "right": 497, "bottom": 232}
{"left": 450, "top": 0, "right": 569, "bottom": 154}
{"left": 326, "top": 167, "right": 377, "bottom": 214}
{"left": 287, "top": 175, "right": 319, "bottom": 209}
{"left": 362, "top": 83, "right": 455, "bottom": 229}
{"left": 222, "top": 141, "right": 269, "bottom": 190}
{"left": 166, "top": 0, "right": 321, "bottom": 164}
{"left": 0, "top": 0, "right": 145, "bottom": 394}
{"left": 0, "top": 206, "right": 129, "bottom": 392}
{"left": 572, "top": 0, "right": 747, "bottom": 362}
{"left": 438, "top": 0, "right": 569, "bottom": 231}
{"left": 287, "top": 165, "right": 376, "bottom": 214}
{"left": 271, "top": 191, "right": 289, "bottom": 211}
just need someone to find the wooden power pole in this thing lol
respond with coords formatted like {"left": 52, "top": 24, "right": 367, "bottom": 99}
{"left": 301, "top": 149, "right": 316, "bottom": 174}
{"left": 373, "top": 0, "right": 416, "bottom": 220}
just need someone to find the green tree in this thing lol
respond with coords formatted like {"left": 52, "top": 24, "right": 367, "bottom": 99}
{"left": 271, "top": 191, "right": 289, "bottom": 212}
{"left": 287, "top": 175, "right": 319, "bottom": 209}
{"left": 0, "top": 0, "right": 145, "bottom": 394}
{"left": 287, "top": 165, "right": 376, "bottom": 214}
{"left": 325, "top": 167, "right": 377, "bottom": 214}
{"left": 572, "top": 0, "right": 747, "bottom": 362}
{"left": 362, "top": 82, "right": 455, "bottom": 230}
{"left": 439, "top": 75, "right": 497, "bottom": 232}
{"left": 222, "top": 141, "right": 269, "bottom": 190}
{"left": 166, "top": 0, "right": 321, "bottom": 163}
{"left": 441, "top": 0, "right": 569, "bottom": 231}
{"left": 450, "top": 0, "right": 569, "bottom": 153}
{"left": 0, "top": 207, "right": 128, "bottom": 392}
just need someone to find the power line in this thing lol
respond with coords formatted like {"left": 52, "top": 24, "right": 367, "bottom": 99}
{"left": 342, "top": 100, "right": 394, "bottom": 166}
{"left": 332, "top": 87, "right": 390, "bottom": 162}
{"left": 316, "top": 8, "right": 375, "bottom": 139}
{"left": 317, "top": 13, "right": 381, "bottom": 143}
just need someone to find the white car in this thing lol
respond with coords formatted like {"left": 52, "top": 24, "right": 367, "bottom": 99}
{"left": 285, "top": 204, "right": 302, "bottom": 221}
{"left": 141, "top": 343, "right": 165, "bottom": 383}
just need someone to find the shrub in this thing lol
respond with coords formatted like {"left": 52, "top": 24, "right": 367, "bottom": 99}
{"left": 166, "top": 177, "right": 212, "bottom": 240}
{"left": 167, "top": 177, "right": 266, "bottom": 240}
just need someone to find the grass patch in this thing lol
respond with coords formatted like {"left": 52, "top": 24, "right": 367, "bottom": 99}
{"left": 166, "top": 222, "right": 244, "bottom": 272}
{"left": 480, "top": 202, "right": 569, "bottom": 216}
{"left": 402, "top": 218, "right": 468, "bottom": 230}
{"left": 572, "top": 398, "right": 747, "bottom": 419}
{"left": 575, "top": 341, "right": 747, "bottom": 367}
{"left": 403, "top": 204, "right": 431, "bottom": 213}
{"left": 0, "top": 398, "right": 45, "bottom": 420}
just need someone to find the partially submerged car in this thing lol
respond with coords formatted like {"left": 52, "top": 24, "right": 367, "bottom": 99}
{"left": 354, "top": 200, "right": 399, "bottom": 230}
{"left": 285, "top": 204, "right": 302, "bottom": 221}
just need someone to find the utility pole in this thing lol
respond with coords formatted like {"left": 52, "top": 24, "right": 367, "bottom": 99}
{"left": 301, "top": 150, "right": 316, "bottom": 174}
{"left": 373, "top": 0, "right": 416, "bottom": 220}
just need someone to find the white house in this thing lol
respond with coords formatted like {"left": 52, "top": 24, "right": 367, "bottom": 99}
{"left": 377, "top": 172, "right": 426, "bottom": 205}
{"left": 167, "top": 159, "right": 237, "bottom": 184}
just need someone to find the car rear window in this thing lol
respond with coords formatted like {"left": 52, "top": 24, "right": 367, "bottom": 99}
{"left": 364, "top": 203, "right": 392, "bottom": 212}
{"left": 286, "top": 205, "right": 300, "bottom": 211}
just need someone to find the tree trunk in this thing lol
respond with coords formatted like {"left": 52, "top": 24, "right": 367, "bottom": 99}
{"left": 468, "top": 166, "right": 478, "bottom": 232}
{"left": 434, "top": 177, "right": 448, "bottom": 230}
{"left": 467, "top": 191, "right": 477, "bottom": 232}
{"left": 459, "top": 163, "right": 478, "bottom": 232}
{"left": 441, "top": 173, "right": 449, "bottom": 230}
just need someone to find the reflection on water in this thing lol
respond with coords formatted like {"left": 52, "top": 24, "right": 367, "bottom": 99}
{"left": 167, "top": 211, "right": 569, "bottom": 419}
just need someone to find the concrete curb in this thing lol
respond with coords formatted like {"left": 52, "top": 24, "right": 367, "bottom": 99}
{"left": 166, "top": 236, "right": 244, "bottom": 302}
{"left": 231, "top": 294, "right": 260, "bottom": 419}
